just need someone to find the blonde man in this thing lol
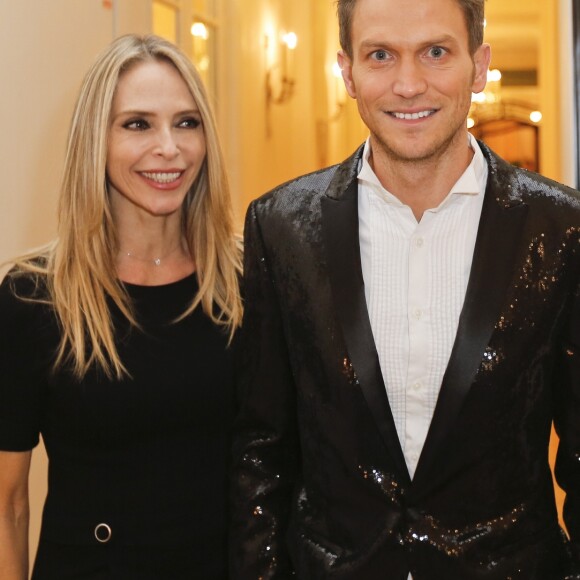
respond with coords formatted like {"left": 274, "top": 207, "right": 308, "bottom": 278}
{"left": 231, "top": 0, "right": 580, "bottom": 578}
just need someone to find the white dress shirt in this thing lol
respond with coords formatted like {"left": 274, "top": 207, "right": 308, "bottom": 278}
{"left": 358, "top": 134, "right": 488, "bottom": 480}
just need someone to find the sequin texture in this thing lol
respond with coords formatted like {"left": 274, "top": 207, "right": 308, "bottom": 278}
{"left": 231, "top": 142, "right": 580, "bottom": 579}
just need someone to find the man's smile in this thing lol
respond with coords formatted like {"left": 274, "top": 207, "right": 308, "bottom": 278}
{"left": 389, "top": 109, "right": 437, "bottom": 120}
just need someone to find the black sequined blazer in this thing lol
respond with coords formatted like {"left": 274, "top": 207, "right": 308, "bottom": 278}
{"left": 231, "top": 142, "right": 580, "bottom": 579}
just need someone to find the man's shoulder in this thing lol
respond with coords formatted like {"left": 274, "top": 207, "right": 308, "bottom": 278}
{"left": 515, "top": 168, "right": 580, "bottom": 209}
{"left": 481, "top": 141, "right": 580, "bottom": 214}
{"left": 255, "top": 164, "right": 342, "bottom": 208}
{"left": 249, "top": 145, "right": 364, "bottom": 214}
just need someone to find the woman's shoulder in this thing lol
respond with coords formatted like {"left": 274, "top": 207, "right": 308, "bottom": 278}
{"left": 0, "top": 261, "right": 51, "bottom": 312}
{"left": 0, "top": 266, "right": 55, "bottom": 358}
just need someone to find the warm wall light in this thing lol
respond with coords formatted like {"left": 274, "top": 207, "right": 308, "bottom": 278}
{"left": 471, "top": 69, "right": 502, "bottom": 106}
{"left": 190, "top": 20, "right": 211, "bottom": 75}
{"left": 329, "top": 61, "right": 346, "bottom": 121}
{"left": 282, "top": 32, "right": 297, "bottom": 50}
{"left": 469, "top": 68, "right": 503, "bottom": 126}
{"left": 470, "top": 67, "right": 539, "bottom": 128}
{"left": 485, "top": 69, "right": 502, "bottom": 104}
{"left": 191, "top": 22, "right": 208, "bottom": 39}
{"left": 265, "top": 30, "right": 298, "bottom": 107}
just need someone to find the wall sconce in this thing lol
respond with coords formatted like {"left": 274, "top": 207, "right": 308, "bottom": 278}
{"left": 265, "top": 31, "right": 298, "bottom": 107}
{"left": 469, "top": 68, "right": 502, "bottom": 127}
{"left": 191, "top": 21, "right": 210, "bottom": 73}
{"left": 468, "top": 68, "right": 541, "bottom": 130}
{"left": 329, "top": 62, "right": 347, "bottom": 121}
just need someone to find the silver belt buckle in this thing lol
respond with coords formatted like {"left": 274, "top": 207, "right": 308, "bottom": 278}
{"left": 94, "top": 522, "right": 112, "bottom": 543}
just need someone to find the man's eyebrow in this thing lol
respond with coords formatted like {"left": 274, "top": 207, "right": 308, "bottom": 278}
{"left": 359, "top": 34, "right": 458, "bottom": 50}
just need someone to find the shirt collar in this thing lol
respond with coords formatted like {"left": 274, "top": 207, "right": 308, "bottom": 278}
{"left": 358, "top": 133, "right": 487, "bottom": 207}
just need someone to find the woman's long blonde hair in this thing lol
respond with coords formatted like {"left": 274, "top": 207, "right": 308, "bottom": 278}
{"left": 10, "top": 34, "right": 242, "bottom": 380}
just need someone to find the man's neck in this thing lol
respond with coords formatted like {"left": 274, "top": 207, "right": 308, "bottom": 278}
{"left": 369, "top": 135, "right": 475, "bottom": 221}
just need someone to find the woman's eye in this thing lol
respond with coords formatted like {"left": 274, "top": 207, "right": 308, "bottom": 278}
{"left": 179, "top": 117, "right": 201, "bottom": 129}
{"left": 123, "top": 119, "right": 149, "bottom": 130}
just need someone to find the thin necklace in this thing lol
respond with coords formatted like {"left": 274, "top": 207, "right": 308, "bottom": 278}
{"left": 121, "top": 243, "right": 183, "bottom": 267}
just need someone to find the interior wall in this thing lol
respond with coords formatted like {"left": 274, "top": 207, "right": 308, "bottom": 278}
{"left": 559, "top": 0, "right": 576, "bottom": 187}
{"left": 538, "top": 0, "right": 562, "bottom": 181}
{"left": 316, "top": 0, "right": 368, "bottom": 169}
{"left": 0, "top": 2, "right": 110, "bottom": 267}
{"left": 217, "top": 0, "right": 371, "bottom": 216}
{"left": 215, "top": 0, "right": 319, "bottom": 215}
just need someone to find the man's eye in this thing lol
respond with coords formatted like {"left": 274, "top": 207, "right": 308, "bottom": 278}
{"left": 178, "top": 117, "right": 201, "bottom": 129}
{"left": 428, "top": 46, "right": 447, "bottom": 59}
{"left": 123, "top": 119, "right": 149, "bottom": 130}
{"left": 371, "top": 50, "right": 389, "bottom": 61}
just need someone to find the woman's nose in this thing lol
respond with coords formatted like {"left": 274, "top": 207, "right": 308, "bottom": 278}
{"left": 153, "top": 129, "right": 179, "bottom": 158}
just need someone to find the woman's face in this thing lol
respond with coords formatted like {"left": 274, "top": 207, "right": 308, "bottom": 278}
{"left": 106, "top": 59, "right": 206, "bottom": 222}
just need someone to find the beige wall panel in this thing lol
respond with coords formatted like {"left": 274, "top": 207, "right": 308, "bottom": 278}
{"left": 559, "top": 0, "right": 576, "bottom": 187}
{"left": 538, "top": 0, "right": 562, "bottom": 181}
{"left": 0, "top": 1, "right": 112, "bottom": 265}
{"left": 115, "top": 0, "right": 152, "bottom": 36}
{"left": 221, "top": 0, "right": 318, "bottom": 213}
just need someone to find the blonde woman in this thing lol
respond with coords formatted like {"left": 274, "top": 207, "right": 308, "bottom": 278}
{"left": 0, "top": 34, "right": 241, "bottom": 580}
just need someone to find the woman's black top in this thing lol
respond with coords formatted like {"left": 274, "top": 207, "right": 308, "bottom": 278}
{"left": 0, "top": 271, "right": 235, "bottom": 564}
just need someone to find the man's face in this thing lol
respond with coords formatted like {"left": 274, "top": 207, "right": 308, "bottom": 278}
{"left": 338, "top": 0, "right": 490, "bottom": 165}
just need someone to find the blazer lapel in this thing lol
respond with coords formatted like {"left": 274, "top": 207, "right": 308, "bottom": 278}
{"left": 320, "top": 148, "right": 410, "bottom": 481}
{"left": 412, "top": 145, "right": 529, "bottom": 488}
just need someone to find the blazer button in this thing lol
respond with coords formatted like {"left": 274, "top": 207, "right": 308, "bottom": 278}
{"left": 94, "top": 523, "right": 112, "bottom": 543}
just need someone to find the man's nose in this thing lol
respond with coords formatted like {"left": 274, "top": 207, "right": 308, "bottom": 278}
{"left": 392, "top": 59, "right": 428, "bottom": 99}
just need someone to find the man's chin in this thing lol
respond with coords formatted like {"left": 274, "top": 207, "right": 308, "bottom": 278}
{"left": 380, "top": 144, "right": 441, "bottom": 164}
{"left": 373, "top": 133, "right": 462, "bottom": 165}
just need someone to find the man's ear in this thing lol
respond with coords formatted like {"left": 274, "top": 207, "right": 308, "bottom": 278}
{"left": 471, "top": 43, "right": 491, "bottom": 94}
{"left": 337, "top": 50, "right": 357, "bottom": 99}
